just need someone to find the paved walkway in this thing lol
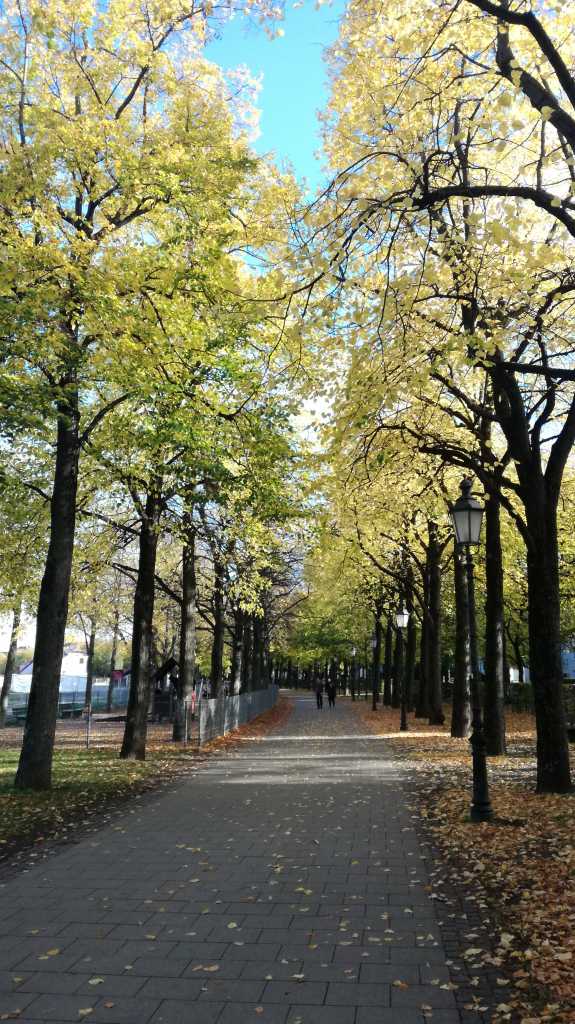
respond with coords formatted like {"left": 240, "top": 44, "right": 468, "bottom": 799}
{"left": 0, "top": 695, "right": 461, "bottom": 1024}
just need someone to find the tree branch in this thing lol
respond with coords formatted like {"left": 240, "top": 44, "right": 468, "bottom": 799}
{"left": 410, "top": 184, "right": 575, "bottom": 237}
{"left": 465, "top": 0, "right": 575, "bottom": 113}
{"left": 80, "top": 392, "right": 133, "bottom": 447}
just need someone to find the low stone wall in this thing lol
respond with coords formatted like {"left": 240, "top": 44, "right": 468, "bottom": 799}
{"left": 199, "top": 685, "right": 278, "bottom": 746}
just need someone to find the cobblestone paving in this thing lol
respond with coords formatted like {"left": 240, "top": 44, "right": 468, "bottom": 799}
{"left": 0, "top": 695, "right": 468, "bottom": 1024}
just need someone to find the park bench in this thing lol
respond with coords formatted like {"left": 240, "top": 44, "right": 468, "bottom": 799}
{"left": 57, "top": 702, "right": 84, "bottom": 719}
{"left": 10, "top": 702, "right": 84, "bottom": 722}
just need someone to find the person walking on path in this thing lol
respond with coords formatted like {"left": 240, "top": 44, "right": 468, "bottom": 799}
{"left": 326, "top": 680, "right": 336, "bottom": 708}
{"left": 315, "top": 678, "right": 324, "bottom": 709}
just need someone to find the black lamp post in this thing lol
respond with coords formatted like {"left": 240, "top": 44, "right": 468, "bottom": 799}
{"left": 450, "top": 477, "right": 493, "bottom": 823}
{"left": 395, "top": 606, "right": 409, "bottom": 731}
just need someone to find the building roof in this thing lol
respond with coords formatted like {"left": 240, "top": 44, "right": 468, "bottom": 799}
{"left": 18, "top": 645, "right": 87, "bottom": 675}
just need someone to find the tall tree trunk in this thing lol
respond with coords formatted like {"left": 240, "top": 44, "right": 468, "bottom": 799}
{"left": 372, "top": 608, "right": 383, "bottom": 711}
{"left": 0, "top": 603, "right": 21, "bottom": 728}
{"left": 510, "top": 631, "right": 525, "bottom": 684}
{"left": 209, "top": 558, "right": 225, "bottom": 698}
{"left": 392, "top": 627, "right": 403, "bottom": 710}
{"left": 258, "top": 618, "right": 266, "bottom": 688}
{"left": 173, "top": 522, "right": 197, "bottom": 741}
{"left": 84, "top": 619, "right": 96, "bottom": 710}
{"left": 416, "top": 553, "right": 431, "bottom": 718}
{"left": 503, "top": 634, "right": 511, "bottom": 699}
{"left": 120, "top": 491, "right": 161, "bottom": 761}
{"left": 252, "top": 616, "right": 264, "bottom": 690}
{"left": 452, "top": 544, "right": 472, "bottom": 738}
{"left": 241, "top": 616, "right": 253, "bottom": 692}
{"left": 416, "top": 613, "right": 429, "bottom": 718}
{"left": 106, "top": 608, "right": 120, "bottom": 713}
{"left": 383, "top": 619, "right": 393, "bottom": 705}
{"left": 489, "top": 363, "right": 572, "bottom": 791}
{"left": 231, "top": 608, "right": 244, "bottom": 696}
{"left": 484, "top": 492, "right": 507, "bottom": 754}
{"left": 15, "top": 397, "right": 80, "bottom": 790}
{"left": 405, "top": 580, "right": 417, "bottom": 713}
{"left": 524, "top": 488, "right": 571, "bottom": 792}
{"left": 263, "top": 628, "right": 271, "bottom": 687}
{"left": 427, "top": 523, "right": 445, "bottom": 725}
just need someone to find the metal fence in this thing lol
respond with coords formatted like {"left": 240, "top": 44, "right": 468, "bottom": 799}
{"left": 5, "top": 679, "right": 129, "bottom": 722}
{"left": 199, "top": 685, "right": 278, "bottom": 746}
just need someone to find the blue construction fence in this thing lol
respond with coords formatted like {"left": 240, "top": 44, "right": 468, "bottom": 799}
{"left": 5, "top": 677, "right": 128, "bottom": 722}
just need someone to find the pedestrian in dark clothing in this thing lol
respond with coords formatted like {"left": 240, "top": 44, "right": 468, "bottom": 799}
{"left": 315, "top": 680, "right": 324, "bottom": 709}
{"left": 326, "top": 682, "right": 336, "bottom": 708}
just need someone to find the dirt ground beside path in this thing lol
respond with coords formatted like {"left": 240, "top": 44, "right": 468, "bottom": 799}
{"left": 353, "top": 699, "right": 575, "bottom": 1024}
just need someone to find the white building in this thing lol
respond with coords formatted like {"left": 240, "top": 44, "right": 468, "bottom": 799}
{"left": 6, "top": 647, "right": 88, "bottom": 711}
{"left": 17, "top": 647, "right": 88, "bottom": 679}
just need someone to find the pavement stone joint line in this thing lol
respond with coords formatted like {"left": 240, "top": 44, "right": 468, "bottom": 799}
{"left": 0, "top": 695, "right": 494, "bottom": 1023}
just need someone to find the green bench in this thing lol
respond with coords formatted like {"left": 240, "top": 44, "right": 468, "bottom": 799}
{"left": 10, "top": 701, "right": 84, "bottom": 721}
{"left": 58, "top": 702, "right": 84, "bottom": 718}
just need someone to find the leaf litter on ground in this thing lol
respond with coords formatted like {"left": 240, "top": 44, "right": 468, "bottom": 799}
{"left": 355, "top": 701, "right": 575, "bottom": 1024}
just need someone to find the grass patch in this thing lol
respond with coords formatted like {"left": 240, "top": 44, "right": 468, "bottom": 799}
{"left": 0, "top": 745, "right": 191, "bottom": 863}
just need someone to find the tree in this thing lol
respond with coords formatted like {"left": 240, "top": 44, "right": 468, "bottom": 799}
{"left": 311, "top": 0, "right": 575, "bottom": 791}
{"left": 0, "top": 0, "right": 286, "bottom": 789}
{"left": 0, "top": 605, "right": 21, "bottom": 728}
{"left": 0, "top": 478, "right": 47, "bottom": 726}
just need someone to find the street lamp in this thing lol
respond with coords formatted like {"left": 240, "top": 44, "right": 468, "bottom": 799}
{"left": 449, "top": 477, "right": 493, "bottom": 823}
{"left": 395, "top": 607, "right": 409, "bottom": 731}
{"left": 450, "top": 477, "right": 483, "bottom": 546}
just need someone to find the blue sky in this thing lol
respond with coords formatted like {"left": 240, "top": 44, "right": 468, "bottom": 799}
{"left": 205, "top": 1, "right": 346, "bottom": 192}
